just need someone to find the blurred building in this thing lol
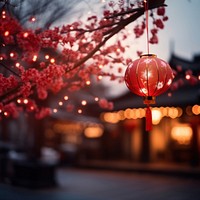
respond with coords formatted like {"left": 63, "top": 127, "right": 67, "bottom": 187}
{"left": 41, "top": 53, "right": 200, "bottom": 166}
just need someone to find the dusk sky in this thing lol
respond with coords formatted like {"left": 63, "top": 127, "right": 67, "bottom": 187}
{"left": 153, "top": 0, "right": 200, "bottom": 60}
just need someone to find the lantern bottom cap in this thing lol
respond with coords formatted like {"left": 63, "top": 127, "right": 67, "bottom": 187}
{"left": 143, "top": 96, "right": 156, "bottom": 105}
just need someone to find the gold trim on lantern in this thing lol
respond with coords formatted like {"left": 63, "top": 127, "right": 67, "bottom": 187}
{"left": 140, "top": 54, "right": 157, "bottom": 58}
{"left": 143, "top": 96, "right": 156, "bottom": 105}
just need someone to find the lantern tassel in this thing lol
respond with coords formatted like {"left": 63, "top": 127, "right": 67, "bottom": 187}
{"left": 146, "top": 105, "right": 152, "bottom": 131}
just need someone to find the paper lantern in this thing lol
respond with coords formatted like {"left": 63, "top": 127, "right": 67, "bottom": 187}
{"left": 124, "top": 54, "right": 174, "bottom": 131}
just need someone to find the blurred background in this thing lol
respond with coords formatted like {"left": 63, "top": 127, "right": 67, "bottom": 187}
{"left": 0, "top": 0, "right": 200, "bottom": 199}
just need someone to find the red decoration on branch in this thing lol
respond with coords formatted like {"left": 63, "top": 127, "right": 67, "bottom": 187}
{"left": 124, "top": 54, "right": 174, "bottom": 131}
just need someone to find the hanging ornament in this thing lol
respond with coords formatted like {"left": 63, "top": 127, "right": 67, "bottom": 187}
{"left": 124, "top": 54, "right": 174, "bottom": 131}
{"left": 124, "top": 0, "right": 174, "bottom": 131}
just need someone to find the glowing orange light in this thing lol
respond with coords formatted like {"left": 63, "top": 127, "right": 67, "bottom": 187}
{"left": 4, "top": 112, "right": 8, "bottom": 116}
{"left": 15, "top": 63, "right": 20, "bottom": 68}
{"left": 53, "top": 108, "right": 58, "bottom": 113}
{"left": 78, "top": 109, "right": 82, "bottom": 114}
{"left": 94, "top": 97, "right": 99, "bottom": 101}
{"left": 4, "top": 31, "right": 9, "bottom": 36}
{"left": 45, "top": 55, "right": 49, "bottom": 59}
{"left": 23, "top": 99, "right": 28, "bottom": 104}
{"left": 86, "top": 80, "right": 91, "bottom": 85}
{"left": 81, "top": 100, "right": 87, "bottom": 106}
{"left": 30, "top": 17, "right": 36, "bottom": 22}
{"left": 50, "top": 58, "right": 55, "bottom": 63}
{"left": 10, "top": 52, "right": 14, "bottom": 57}
{"left": 64, "top": 96, "right": 68, "bottom": 100}
{"left": 17, "top": 99, "right": 21, "bottom": 104}
{"left": 185, "top": 74, "right": 191, "bottom": 80}
{"left": 23, "top": 32, "right": 29, "bottom": 38}
{"left": 32, "top": 55, "right": 37, "bottom": 62}
{"left": 116, "top": 48, "right": 120, "bottom": 52}
{"left": 58, "top": 101, "right": 63, "bottom": 106}
{"left": 98, "top": 75, "right": 102, "bottom": 80}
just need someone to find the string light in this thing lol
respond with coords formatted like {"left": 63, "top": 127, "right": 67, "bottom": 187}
{"left": 17, "top": 99, "right": 21, "bottom": 104}
{"left": 64, "top": 96, "right": 69, "bottom": 100}
{"left": 98, "top": 75, "right": 102, "bottom": 80}
{"left": 53, "top": 108, "right": 58, "bottom": 113}
{"left": 32, "top": 55, "right": 37, "bottom": 62}
{"left": 30, "top": 17, "right": 36, "bottom": 22}
{"left": 4, "top": 31, "right": 9, "bottom": 36}
{"left": 185, "top": 74, "right": 191, "bottom": 80}
{"left": 15, "top": 63, "right": 20, "bottom": 68}
{"left": 10, "top": 52, "right": 14, "bottom": 58}
{"left": 86, "top": 80, "right": 91, "bottom": 85}
{"left": 23, "top": 32, "right": 29, "bottom": 38}
{"left": 99, "top": 64, "right": 103, "bottom": 69}
{"left": 23, "top": 99, "right": 28, "bottom": 104}
{"left": 58, "top": 101, "right": 63, "bottom": 106}
{"left": 45, "top": 55, "right": 50, "bottom": 59}
{"left": 50, "top": 58, "right": 55, "bottom": 63}
{"left": 81, "top": 100, "right": 87, "bottom": 106}
{"left": 78, "top": 109, "right": 82, "bottom": 114}
{"left": 94, "top": 97, "right": 99, "bottom": 101}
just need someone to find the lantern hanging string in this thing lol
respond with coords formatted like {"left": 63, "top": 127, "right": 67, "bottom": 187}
{"left": 144, "top": 0, "right": 150, "bottom": 54}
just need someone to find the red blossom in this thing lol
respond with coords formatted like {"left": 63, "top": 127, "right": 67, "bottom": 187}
{"left": 98, "top": 98, "right": 114, "bottom": 110}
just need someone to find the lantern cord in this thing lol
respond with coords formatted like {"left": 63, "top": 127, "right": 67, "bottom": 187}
{"left": 144, "top": 0, "right": 150, "bottom": 54}
{"left": 145, "top": 104, "right": 152, "bottom": 131}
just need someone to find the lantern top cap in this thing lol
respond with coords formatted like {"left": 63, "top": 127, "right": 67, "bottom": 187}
{"left": 140, "top": 54, "right": 157, "bottom": 58}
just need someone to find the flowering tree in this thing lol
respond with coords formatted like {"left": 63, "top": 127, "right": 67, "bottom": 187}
{"left": 0, "top": 0, "right": 178, "bottom": 120}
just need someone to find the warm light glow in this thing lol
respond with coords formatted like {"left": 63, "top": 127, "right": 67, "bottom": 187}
{"left": 86, "top": 80, "right": 91, "bottom": 85}
{"left": 171, "top": 124, "right": 193, "bottom": 145}
{"left": 152, "top": 108, "right": 162, "bottom": 125}
{"left": 23, "top": 32, "right": 29, "bottom": 38}
{"left": 4, "top": 31, "right": 9, "bottom": 36}
{"left": 15, "top": 63, "right": 20, "bottom": 68}
{"left": 30, "top": 17, "right": 36, "bottom": 22}
{"left": 17, "top": 99, "right": 21, "bottom": 104}
{"left": 185, "top": 74, "right": 191, "bottom": 80}
{"left": 98, "top": 75, "right": 103, "bottom": 80}
{"left": 192, "top": 105, "right": 200, "bottom": 115}
{"left": 64, "top": 96, "right": 68, "bottom": 100}
{"left": 94, "top": 97, "right": 99, "bottom": 101}
{"left": 102, "top": 106, "right": 183, "bottom": 124}
{"left": 4, "top": 112, "right": 8, "bottom": 116}
{"left": 23, "top": 99, "right": 28, "bottom": 104}
{"left": 10, "top": 52, "right": 14, "bottom": 58}
{"left": 32, "top": 55, "right": 37, "bottom": 62}
{"left": 84, "top": 126, "right": 103, "bottom": 138}
{"left": 168, "top": 107, "right": 179, "bottom": 119}
{"left": 53, "top": 108, "right": 58, "bottom": 113}
{"left": 101, "top": 112, "right": 119, "bottom": 123}
{"left": 81, "top": 100, "right": 87, "bottom": 106}
{"left": 45, "top": 55, "right": 50, "bottom": 59}
{"left": 58, "top": 101, "right": 63, "bottom": 106}
{"left": 50, "top": 58, "right": 55, "bottom": 63}
{"left": 78, "top": 109, "right": 82, "bottom": 114}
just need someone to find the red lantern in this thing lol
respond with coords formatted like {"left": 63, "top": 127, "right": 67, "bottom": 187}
{"left": 124, "top": 54, "right": 174, "bottom": 131}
